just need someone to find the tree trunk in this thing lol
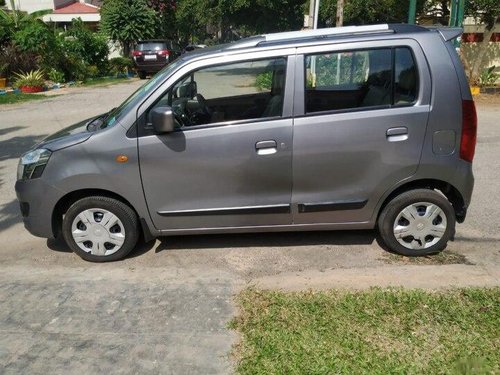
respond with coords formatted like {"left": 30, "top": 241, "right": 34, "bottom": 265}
{"left": 470, "top": 26, "right": 496, "bottom": 85}
{"left": 122, "top": 41, "right": 131, "bottom": 58}
{"left": 336, "top": 0, "right": 344, "bottom": 27}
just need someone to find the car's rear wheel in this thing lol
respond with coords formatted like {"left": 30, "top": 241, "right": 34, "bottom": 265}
{"left": 378, "top": 189, "right": 455, "bottom": 256}
{"left": 62, "top": 196, "right": 139, "bottom": 262}
{"left": 138, "top": 71, "right": 147, "bottom": 79}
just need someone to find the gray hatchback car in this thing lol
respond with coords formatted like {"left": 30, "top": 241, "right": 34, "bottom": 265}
{"left": 16, "top": 24, "right": 477, "bottom": 262}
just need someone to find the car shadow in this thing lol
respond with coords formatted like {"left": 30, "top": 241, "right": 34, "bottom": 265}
{"left": 153, "top": 230, "right": 377, "bottom": 253}
{"left": 0, "top": 134, "right": 49, "bottom": 162}
{"left": 47, "top": 236, "right": 159, "bottom": 258}
{"left": 0, "top": 126, "right": 27, "bottom": 137}
{"left": 46, "top": 237, "right": 72, "bottom": 253}
{"left": 0, "top": 199, "right": 22, "bottom": 232}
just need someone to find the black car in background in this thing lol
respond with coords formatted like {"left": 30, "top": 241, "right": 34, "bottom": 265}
{"left": 132, "top": 40, "right": 182, "bottom": 79}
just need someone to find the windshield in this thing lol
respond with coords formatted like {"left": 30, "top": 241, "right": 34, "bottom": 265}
{"left": 102, "top": 58, "right": 185, "bottom": 128}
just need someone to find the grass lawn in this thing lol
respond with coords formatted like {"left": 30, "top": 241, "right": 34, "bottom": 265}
{"left": 0, "top": 93, "right": 55, "bottom": 105}
{"left": 231, "top": 288, "right": 499, "bottom": 375}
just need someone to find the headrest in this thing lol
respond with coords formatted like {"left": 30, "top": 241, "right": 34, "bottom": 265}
{"left": 398, "top": 68, "right": 416, "bottom": 91}
{"left": 272, "top": 67, "right": 286, "bottom": 95}
{"left": 178, "top": 81, "right": 197, "bottom": 98}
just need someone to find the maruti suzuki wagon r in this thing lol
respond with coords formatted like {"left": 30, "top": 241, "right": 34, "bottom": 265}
{"left": 15, "top": 24, "right": 477, "bottom": 262}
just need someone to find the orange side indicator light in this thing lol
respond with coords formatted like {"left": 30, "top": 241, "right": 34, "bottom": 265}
{"left": 116, "top": 155, "right": 129, "bottom": 163}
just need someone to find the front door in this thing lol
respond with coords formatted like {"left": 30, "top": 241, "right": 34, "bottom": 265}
{"left": 138, "top": 56, "right": 294, "bottom": 231}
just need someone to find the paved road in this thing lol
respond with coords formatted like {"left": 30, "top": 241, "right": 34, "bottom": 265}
{"left": 0, "top": 81, "right": 499, "bottom": 374}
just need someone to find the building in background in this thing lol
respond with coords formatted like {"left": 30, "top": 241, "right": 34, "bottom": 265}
{"left": 7, "top": 0, "right": 101, "bottom": 29}
{"left": 42, "top": 1, "right": 100, "bottom": 30}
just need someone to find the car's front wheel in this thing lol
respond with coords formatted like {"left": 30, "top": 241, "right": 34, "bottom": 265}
{"left": 378, "top": 189, "right": 456, "bottom": 256}
{"left": 62, "top": 196, "right": 139, "bottom": 262}
{"left": 138, "top": 71, "right": 147, "bottom": 79}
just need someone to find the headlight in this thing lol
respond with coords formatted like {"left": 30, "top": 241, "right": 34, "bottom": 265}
{"left": 17, "top": 149, "right": 52, "bottom": 180}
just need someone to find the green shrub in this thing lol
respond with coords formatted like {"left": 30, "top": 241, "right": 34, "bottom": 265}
{"left": 47, "top": 68, "right": 65, "bottom": 83}
{"left": 0, "top": 62, "right": 7, "bottom": 78}
{"left": 62, "top": 19, "right": 109, "bottom": 71}
{"left": 85, "top": 65, "right": 99, "bottom": 78}
{"left": 109, "top": 56, "right": 133, "bottom": 75}
{"left": 14, "top": 20, "right": 56, "bottom": 54}
{"left": 0, "top": 44, "right": 40, "bottom": 80}
{"left": 479, "top": 66, "right": 498, "bottom": 87}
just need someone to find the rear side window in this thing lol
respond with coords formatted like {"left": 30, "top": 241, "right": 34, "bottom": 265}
{"left": 304, "top": 47, "right": 418, "bottom": 114}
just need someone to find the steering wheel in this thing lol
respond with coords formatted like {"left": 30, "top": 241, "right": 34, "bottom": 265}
{"left": 172, "top": 101, "right": 191, "bottom": 128}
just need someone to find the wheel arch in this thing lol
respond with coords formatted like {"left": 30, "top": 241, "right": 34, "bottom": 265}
{"left": 377, "top": 179, "right": 467, "bottom": 223}
{"left": 51, "top": 188, "right": 154, "bottom": 241}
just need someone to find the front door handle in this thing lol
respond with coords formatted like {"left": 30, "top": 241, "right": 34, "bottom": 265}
{"left": 386, "top": 127, "right": 408, "bottom": 142}
{"left": 255, "top": 140, "right": 277, "bottom": 155}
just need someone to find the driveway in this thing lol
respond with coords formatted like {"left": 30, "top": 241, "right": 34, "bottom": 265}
{"left": 0, "top": 82, "right": 499, "bottom": 373}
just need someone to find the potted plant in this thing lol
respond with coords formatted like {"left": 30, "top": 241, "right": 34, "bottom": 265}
{"left": 13, "top": 70, "right": 45, "bottom": 93}
{"left": 0, "top": 63, "right": 7, "bottom": 88}
{"left": 479, "top": 66, "right": 499, "bottom": 95}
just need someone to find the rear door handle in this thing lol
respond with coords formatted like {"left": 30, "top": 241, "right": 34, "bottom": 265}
{"left": 386, "top": 127, "right": 408, "bottom": 142}
{"left": 255, "top": 140, "right": 277, "bottom": 155}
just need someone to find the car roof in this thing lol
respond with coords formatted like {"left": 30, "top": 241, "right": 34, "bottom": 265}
{"left": 136, "top": 40, "right": 173, "bottom": 44}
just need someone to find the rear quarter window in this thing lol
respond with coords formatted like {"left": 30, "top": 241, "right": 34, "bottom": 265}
{"left": 394, "top": 47, "right": 418, "bottom": 105}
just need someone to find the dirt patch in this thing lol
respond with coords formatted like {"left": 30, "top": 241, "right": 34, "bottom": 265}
{"left": 474, "top": 93, "right": 500, "bottom": 106}
{"left": 380, "top": 250, "right": 474, "bottom": 266}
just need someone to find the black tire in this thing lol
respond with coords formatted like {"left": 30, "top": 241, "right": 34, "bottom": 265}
{"left": 62, "top": 196, "right": 139, "bottom": 262}
{"left": 138, "top": 71, "right": 147, "bottom": 79}
{"left": 378, "top": 189, "right": 456, "bottom": 256}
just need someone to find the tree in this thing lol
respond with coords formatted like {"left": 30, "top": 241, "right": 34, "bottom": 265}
{"left": 466, "top": 0, "right": 499, "bottom": 83}
{"left": 317, "top": 0, "right": 426, "bottom": 26}
{"left": 176, "top": 0, "right": 305, "bottom": 44}
{"left": 229, "top": 0, "right": 305, "bottom": 35}
{"left": 147, "top": 0, "right": 177, "bottom": 39}
{"left": 100, "top": 0, "right": 156, "bottom": 56}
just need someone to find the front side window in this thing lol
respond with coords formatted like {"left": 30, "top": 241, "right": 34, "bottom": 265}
{"left": 150, "top": 57, "right": 287, "bottom": 128}
{"left": 305, "top": 47, "right": 418, "bottom": 114}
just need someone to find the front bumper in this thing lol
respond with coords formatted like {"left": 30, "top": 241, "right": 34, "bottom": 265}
{"left": 15, "top": 178, "right": 65, "bottom": 239}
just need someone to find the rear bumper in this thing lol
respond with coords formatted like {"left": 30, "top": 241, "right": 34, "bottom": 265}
{"left": 133, "top": 61, "right": 168, "bottom": 73}
{"left": 15, "top": 178, "right": 65, "bottom": 239}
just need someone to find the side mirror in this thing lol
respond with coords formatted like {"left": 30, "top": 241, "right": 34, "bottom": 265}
{"left": 151, "top": 106, "right": 175, "bottom": 134}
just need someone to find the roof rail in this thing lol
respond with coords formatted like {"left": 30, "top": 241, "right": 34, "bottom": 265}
{"left": 264, "top": 24, "right": 391, "bottom": 43}
{"left": 226, "top": 24, "right": 392, "bottom": 50}
{"left": 226, "top": 23, "right": 429, "bottom": 50}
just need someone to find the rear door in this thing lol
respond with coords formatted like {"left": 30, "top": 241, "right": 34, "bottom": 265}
{"left": 138, "top": 52, "right": 296, "bottom": 232}
{"left": 292, "top": 40, "right": 431, "bottom": 224}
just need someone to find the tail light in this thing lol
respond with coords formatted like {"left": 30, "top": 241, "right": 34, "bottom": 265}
{"left": 158, "top": 50, "right": 170, "bottom": 56}
{"left": 132, "top": 50, "right": 142, "bottom": 57}
{"left": 460, "top": 99, "right": 477, "bottom": 162}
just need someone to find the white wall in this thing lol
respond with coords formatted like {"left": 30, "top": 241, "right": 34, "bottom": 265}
{"left": 7, "top": 0, "right": 76, "bottom": 13}
{"left": 7, "top": 0, "right": 54, "bottom": 12}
